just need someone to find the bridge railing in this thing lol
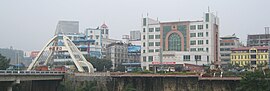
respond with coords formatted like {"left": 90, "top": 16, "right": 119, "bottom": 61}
{"left": 0, "top": 70, "right": 65, "bottom": 75}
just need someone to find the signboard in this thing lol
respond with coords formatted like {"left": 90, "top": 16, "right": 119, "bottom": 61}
{"left": 152, "top": 62, "right": 176, "bottom": 64}
{"left": 128, "top": 45, "right": 141, "bottom": 53}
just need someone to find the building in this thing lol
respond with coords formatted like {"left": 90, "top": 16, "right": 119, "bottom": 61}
{"left": 141, "top": 11, "right": 219, "bottom": 71}
{"left": 105, "top": 42, "right": 128, "bottom": 70}
{"left": 130, "top": 30, "right": 141, "bottom": 41}
{"left": 231, "top": 46, "right": 269, "bottom": 66}
{"left": 122, "top": 35, "right": 130, "bottom": 44}
{"left": 55, "top": 21, "right": 79, "bottom": 35}
{"left": 247, "top": 34, "right": 270, "bottom": 47}
{"left": 220, "top": 34, "right": 243, "bottom": 67}
{"left": 85, "top": 23, "right": 120, "bottom": 58}
{"left": 66, "top": 33, "right": 101, "bottom": 58}
{"left": 0, "top": 48, "right": 24, "bottom": 65}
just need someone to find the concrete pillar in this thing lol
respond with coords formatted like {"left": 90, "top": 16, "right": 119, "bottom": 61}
{"left": 7, "top": 86, "right": 12, "bottom": 91}
{"left": 7, "top": 79, "right": 20, "bottom": 91}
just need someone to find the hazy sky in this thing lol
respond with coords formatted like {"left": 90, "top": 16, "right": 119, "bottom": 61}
{"left": 0, "top": 0, "right": 270, "bottom": 51}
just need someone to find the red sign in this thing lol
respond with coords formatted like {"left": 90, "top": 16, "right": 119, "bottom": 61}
{"left": 152, "top": 62, "right": 176, "bottom": 64}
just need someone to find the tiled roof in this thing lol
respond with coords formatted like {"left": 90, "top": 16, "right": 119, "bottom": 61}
{"left": 101, "top": 23, "right": 108, "bottom": 28}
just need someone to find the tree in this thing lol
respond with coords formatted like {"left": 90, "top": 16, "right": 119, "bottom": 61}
{"left": 237, "top": 70, "right": 270, "bottom": 91}
{"left": 84, "top": 56, "right": 112, "bottom": 72}
{"left": 123, "top": 83, "right": 136, "bottom": 91}
{"left": 0, "top": 54, "right": 10, "bottom": 70}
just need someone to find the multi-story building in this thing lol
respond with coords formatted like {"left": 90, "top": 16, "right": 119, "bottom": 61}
{"left": 247, "top": 34, "right": 270, "bottom": 47}
{"left": 231, "top": 46, "right": 269, "bottom": 66}
{"left": 130, "top": 30, "right": 141, "bottom": 41}
{"left": 220, "top": 34, "right": 243, "bottom": 67}
{"left": 55, "top": 21, "right": 79, "bottom": 35}
{"left": 0, "top": 47, "right": 24, "bottom": 65}
{"left": 66, "top": 33, "right": 101, "bottom": 58}
{"left": 141, "top": 11, "right": 219, "bottom": 70}
{"left": 105, "top": 42, "right": 128, "bottom": 70}
{"left": 85, "top": 23, "right": 120, "bottom": 58}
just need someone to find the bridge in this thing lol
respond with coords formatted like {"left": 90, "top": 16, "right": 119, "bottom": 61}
{"left": 0, "top": 70, "right": 65, "bottom": 91}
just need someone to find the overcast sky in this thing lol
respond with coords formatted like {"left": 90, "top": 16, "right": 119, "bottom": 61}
{"left": 0, "top": 0, "right": 270, "bottom": 51}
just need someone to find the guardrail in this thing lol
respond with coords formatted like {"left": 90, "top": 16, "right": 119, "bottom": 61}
{"left": 0, "top": 70, "right": 65, "bottom": 75}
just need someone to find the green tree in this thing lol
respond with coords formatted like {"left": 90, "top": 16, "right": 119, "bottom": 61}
{"left": 0, "top": 54, "right": 10, "bottom": 70}
{"left": 237, "top": 70, "right": 270, "bottom": 91}
{"left": 123, "top": 83, "right": 136, "bottom": 91}
{"left": 84, "top": 56, "right": 112, "bottom": 72}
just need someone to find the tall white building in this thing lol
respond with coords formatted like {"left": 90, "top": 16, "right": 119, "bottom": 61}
{"left": 85, "top": 23, "right": 121, "bottom": 58}
{"left": 141, "top": 11, "right": 220, "bottom": 70}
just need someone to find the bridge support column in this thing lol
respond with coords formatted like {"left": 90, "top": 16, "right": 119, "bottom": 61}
{"left": 6, "top": 79, "right": 20, "bottom": 91}
{"left": 7, "top": 86, "right": 12, "bottom": 91}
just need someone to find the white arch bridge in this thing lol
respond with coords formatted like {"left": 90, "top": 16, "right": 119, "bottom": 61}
{"left": 27, "top": 34, "right": 94, "bottom": 73}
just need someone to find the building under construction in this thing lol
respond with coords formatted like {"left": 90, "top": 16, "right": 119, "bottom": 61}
{"left": 247, "top": 27, "right": 270, "bottom": 47}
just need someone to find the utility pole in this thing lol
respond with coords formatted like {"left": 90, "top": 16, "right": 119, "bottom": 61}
{"left": 266, "top": 27, "right": 270, "bottom": 69}
{"left": 159, "top": 47, "right": 163, "bottom": 71}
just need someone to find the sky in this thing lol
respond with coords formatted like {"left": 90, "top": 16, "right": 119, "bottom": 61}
{"left": 0, "top": 0, "right": 270, "bottom": 51}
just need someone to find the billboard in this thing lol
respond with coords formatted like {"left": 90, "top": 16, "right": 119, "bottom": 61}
{"left": 128, "top": 45, "right": 141, "bottom": 53}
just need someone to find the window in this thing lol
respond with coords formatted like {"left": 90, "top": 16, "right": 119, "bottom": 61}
{"left": 143, "top": 35, "right": 145, "bottom": 39}
{"left": 106, "top": 29, "right": 108, "bottom": 34}
{"left": 198, "top": 48, "right": 204, "bottom": 51}
{"left": 149, "top": 35, "right": 154, "bottom": 39}
{"left": 251, "top": 55, "right": 256, "bottom": 59}
{"left": 190, "top": 25, "right": 196, "bottom": 30}
{"left": 155, "top": 42, "right": 160, "bottom": 46}
{"left": 155, "top": 49, "right": 159, "bottom": 52}
{"left": 149, "top": 49, "right": 154, "bottom": 53}
{"left": 206, "top": 13, "right": 209, "bottom": 22}
{"left": 89, "top": 35, "right": 93, "bottom": 39}
{"left": 190, "top": 40, "right": 196, "bottom": 45}
{"left": 143, "top": 42, "right": 145, "bottom": 47}
{"left": 101, "top": 30, "right": 104, "bottom": 34}
{"left": 183, "top": 55, "right": 190, "bottom": 61}
{"left": 198, "top": 25, "right": 203, "bottom": 30}
{"left": 143, "top": 50, "right": 145, "bottom": 53}
{"left": 155, "top": 27, "right": 160, "bottom": 32}
{"left": 206, "top": 24, "right": 208, "bottom": 29}
{"left": 143, "top": 56, "right": 146, "bottom": 62}
{"left": 168, "top": 33, "right": 181, "bottom": 51}
{"left": 206, "top": 48, "right": 209, "bottom": 52}
{"left": 195, "top": 55, "right": 202, "bottom": 61}
{"left": 143, "top": 28, "right": 145, "bottom": 32}
{"left": 206, "top": 32, "right": 208, "bottom": 37}
{"left": 90, "top": 31, "right": 93, "bottom": 33}
{"left": 198, "top": 32, "right": 203, "bottom": 37}
{"left": 206, "top": 40, "right": 209, "bottom": 44}
{"left": 190, "top": 48, "right": 196, "bottom": 51}
{"left": 96, "top": 35, "right": 99, "bottom": 39}
{"left": 96, "top": 42, "right": 99, "bottom": 45}
{"left": 250, "top": 50, "right": 256, "bottom": 53}
{"left": 155, "top": 35, "right": 160, "bottom": 39}
{"left": 207, "top": 56, "right": 209, "bottom": 62}
{"left": 143, "top": 18, "right": 146, "bottom": 26}
{"left": 149, "top": 28, "right": 154, "bottom": 32}
{"left": 149, "top": 42, "right": 154, "bottom": 46}
{"left": 198, "top": 40, "right": 204, "bottom": 45}
{"left": 190, "top": 33, "right": 196, "bottom": 37}
{"left": 148, "top": 56, "right": 153, "bottom": 62}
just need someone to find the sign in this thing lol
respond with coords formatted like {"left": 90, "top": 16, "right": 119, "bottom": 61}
{"left": 49, "top": 46, "right": 62, "bottom": 51}
{"left": 152, "top": 62, "right": 176, "bottom": 64}
{"left": 128, "top": 45, "right": 141, "bottom": 53}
